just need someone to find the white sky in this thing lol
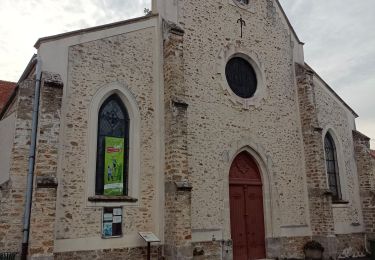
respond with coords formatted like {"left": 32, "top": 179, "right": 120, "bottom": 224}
{"left": 0, "top": 0, "right": 373, "bottom": 148}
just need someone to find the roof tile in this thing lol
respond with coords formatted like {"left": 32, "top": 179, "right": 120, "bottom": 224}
{"left": 0, "top": 80, "right": 17, "bottom": 114}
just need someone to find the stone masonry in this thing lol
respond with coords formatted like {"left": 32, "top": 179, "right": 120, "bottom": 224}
{"left": 52, "top": 25, "right": 158, "bottom": 258}
{"left": 1, "top": 0, "right": 374, "bottom": 259}
{"left": 295, "top": 63, "right": 336, "bottom": 257}
{"left": 54, "top": 247, "right": 160, "bottom": 260}
{"left": 0, "top": 79, "right": 34, "bottom": 252}
{"left": 163, "top": 21, "right": 193, "bottom": 259}
{"left": 353, "top": 131, "right": 375, "bottom": 236}
{"left": 182, "top": 0, "right": 309, "bottom": 245}
{"left": 28, "top": 72, "right": 64, "bottom": 258}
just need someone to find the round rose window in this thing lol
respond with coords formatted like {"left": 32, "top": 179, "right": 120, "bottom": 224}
{"left": 225, "top": 57, "right": 257, "bottom": 99}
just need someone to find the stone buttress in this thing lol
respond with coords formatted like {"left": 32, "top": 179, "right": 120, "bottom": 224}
{"left": 295, "top": 63, "right": 336, "bottom": 257}
{"left": 353, "top": 131, "right": 375, "bottom": 238}
{"left": 28, "top": 72, "right": 64, "bottom": 258}
{"left": 163, "top": 21, "right": 193, "bottom": 259}
{"left": 0, "top": 79, "right": 34, "bottom": 253}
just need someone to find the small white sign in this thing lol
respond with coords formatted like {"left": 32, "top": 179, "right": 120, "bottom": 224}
{"left": 103, "top": 213, "right": 113, "bottom": 221}
{"left": 139, "top": 232, "right": 160, "bottom": 243}
{"left": 113, "top": 216, "right": 122, "bottom": 223}
{"left": 113, "top": 208, "right": 122, "bottom": 216}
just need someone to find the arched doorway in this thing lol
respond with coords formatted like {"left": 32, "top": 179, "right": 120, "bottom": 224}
{"left": 229, "top": 151, "right": 266, "bottom": 260}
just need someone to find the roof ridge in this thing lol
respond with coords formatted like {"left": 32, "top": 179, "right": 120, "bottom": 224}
{"left": 274, "top": 0, "right": 303, "bottom": 44}
{"left": 34, "top": 14, "right": 158, "bottom": 48}
{"left": 304, "top": 63, "right": 358, "bottom": 118}
{"left": 0, "top": 80, "right": 17, "bottom": 85}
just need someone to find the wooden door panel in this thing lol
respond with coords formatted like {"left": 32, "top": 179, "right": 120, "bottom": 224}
{"left": 229, "top": 151, "right": 266, "bottom": 260}
{"left": 230, "top": 185, "right": 247, "bottom": 260}
{"left": 245, "top": 185, "right": 266, "bottom": 259}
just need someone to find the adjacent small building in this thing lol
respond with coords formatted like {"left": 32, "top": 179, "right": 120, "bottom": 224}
{"left": 0, "top": 80, "right": 16, "bottom": 114}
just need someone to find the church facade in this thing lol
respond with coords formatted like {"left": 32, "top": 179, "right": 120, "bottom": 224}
{"left": 0, "top": 0, "right": 374, "bottom": 259}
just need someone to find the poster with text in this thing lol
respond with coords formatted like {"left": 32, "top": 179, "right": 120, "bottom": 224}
{"left": 104, "top": 137, "right": 124, "bottom": 196}
{"left": 103, "top": 222, "right": 112, "bottom": 237}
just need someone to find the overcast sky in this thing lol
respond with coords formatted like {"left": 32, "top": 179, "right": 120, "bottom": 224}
{"left": 0, "top": 0, "right": 373, "bottom": 148}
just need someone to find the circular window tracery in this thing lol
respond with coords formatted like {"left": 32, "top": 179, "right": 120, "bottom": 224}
{"left": 225, "top": 57, "right": 257, "bottom": 99}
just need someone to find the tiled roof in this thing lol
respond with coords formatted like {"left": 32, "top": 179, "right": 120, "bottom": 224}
{"left": 0, "top": 80, "right": 16, "bottom": 114}
{"left": 370, "top": 150, "right": 375, "bottom": 159}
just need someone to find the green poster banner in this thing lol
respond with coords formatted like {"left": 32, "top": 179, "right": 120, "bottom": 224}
{"left": 104, "top": 137, "right": 124, "bottom": 196}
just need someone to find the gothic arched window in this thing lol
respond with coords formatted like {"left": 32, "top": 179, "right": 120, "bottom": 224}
{"left": 324, "top": 133, "right": 341, "bottom": 201}
{"left": 96, "top": 94, "right": 129, "bottom": 196}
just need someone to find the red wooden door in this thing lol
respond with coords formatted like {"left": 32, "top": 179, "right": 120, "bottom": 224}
{"left": 229, "top": 152, "right": 266, "bottom": 260}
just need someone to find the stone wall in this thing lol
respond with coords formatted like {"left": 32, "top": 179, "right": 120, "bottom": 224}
{"left": 163, "top": 22, "right": 193, "bottom": 259}
{"left": 54, "top": 246, "right": 160, "bottom": 260}
{"left": 314, "top": 76, "right": 363, "bottom": 234}
{"left": 295, "top": 63, "right": 335, "bottom": 238}
{"left": 265, "top": 236, "right": 310, "bottom": 259}
{"left": 179, "top": 0, "right": 310, "bottom": 243}
{"left": 28, "top": 72, "right": 64, "bottom": 257}
{"left": 53, "top": 26, "right": 160, "bottom": 256}
{"left": 295, "top": 63, "right": 368, "bottom": 257}
{"left": 0, "top": 80, "right": 34, "bottom": 252}
{"left": 1, "top": 1, "right": 372, "bottom": 259}
{"left": 192, "top": 241, "right": 222, "bottom": 260}
{"left": 336, "top": 233, "right": 366, "bottom": 258}
{"left": 353, "top": 130, "right": 375, "bottom": 236}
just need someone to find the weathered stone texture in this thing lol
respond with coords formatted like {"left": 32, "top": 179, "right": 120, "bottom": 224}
{"left": 268, "top": 235, "right": 366, "bottom": 259}
{"left": 295, "top": 63, "right": 334, "bottom": 236}
{"left": 353, "top": 131, "right": 375, "bottom": 234}
{"left": 28, "top": 73, "right": 64, "bottom": 257}
{"left": 2, "top": 1, "right": 374, "bottom": 259}
{"left": 0, "top": 80, "right": 34, "bottom": 252}
{"left": 315, "top": 76, "right": 363, "bottom": 230}
{"left": 54, "top": 246, "right": 160, "bottom": 260}
{"left": 180, "top": 0, "right": 308, "bottom": 236}
{"left": 55, "top": 28, "right": 157, "bottom": 242}
{"left": 163, "top": 24, "right": 193, "bottom": 259}
{"left": 209, "top": 236, "right": 340, "bottom": 259}
{"left": 192, "top": 241, "right": 222, "bottom": 260}
{"left": 265, "top": 236, "right": 310, "bottom": 259}
{"left": 336, "top": 233, "right": 366, "bottom": 258}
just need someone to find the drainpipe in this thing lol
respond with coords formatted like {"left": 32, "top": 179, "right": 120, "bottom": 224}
{"left": 21, "top": 56, "right": 42, "bottom": 260}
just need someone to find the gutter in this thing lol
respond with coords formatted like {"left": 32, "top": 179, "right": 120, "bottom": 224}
{"left": 20, "top": 56, "right": 42, "bottom": 260}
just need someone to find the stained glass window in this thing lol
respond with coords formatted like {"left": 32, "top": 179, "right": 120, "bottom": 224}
{"left": 324, "top": 133, "right": 341, "bottom": 201}
{"left": 225, "top": 57, "right": 257, "bottom": 99}
{"left": 96, "top": 94, "right": 129, "bottom": 195}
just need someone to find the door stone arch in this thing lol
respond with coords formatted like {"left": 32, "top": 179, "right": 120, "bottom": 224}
{"left": 229, "top": 151, "right": 266, "bottom": 259}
